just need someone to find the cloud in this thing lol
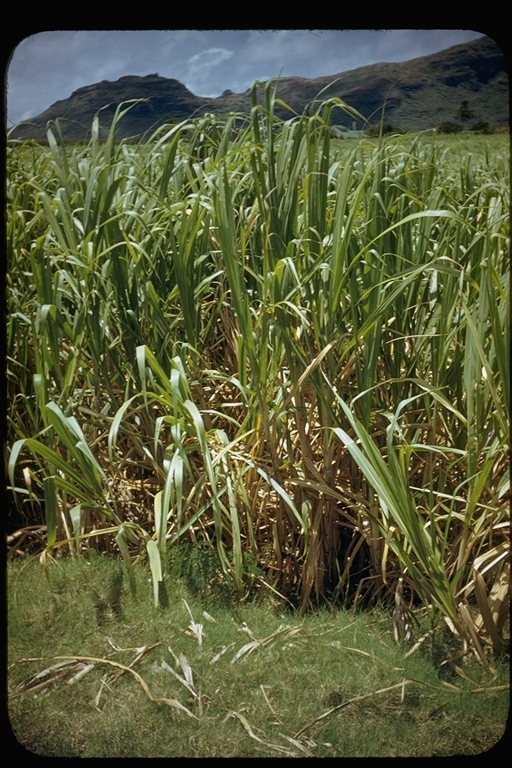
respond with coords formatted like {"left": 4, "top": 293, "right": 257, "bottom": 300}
{"left": 186, "top": 48, "right": 234, "bottom": 88}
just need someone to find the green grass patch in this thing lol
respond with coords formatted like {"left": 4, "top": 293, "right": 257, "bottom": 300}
{"left": 8, "top": 554, "right": 509, "bottom": 757}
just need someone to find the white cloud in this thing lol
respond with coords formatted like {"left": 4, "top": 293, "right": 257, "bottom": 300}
{"left": 186, "top": 48, "right": 234, "bottom": 89}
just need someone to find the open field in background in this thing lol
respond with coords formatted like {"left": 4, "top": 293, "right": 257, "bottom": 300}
{"left": 6, "top": 84, "right": 510, "bottom": 742}
{"left": 7, "top": 554, "right": 509, "bottom": 757}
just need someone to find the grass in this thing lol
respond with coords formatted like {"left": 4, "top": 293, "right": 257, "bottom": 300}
{"left": 8, "top": 552, "right": 509, "bottom": 757}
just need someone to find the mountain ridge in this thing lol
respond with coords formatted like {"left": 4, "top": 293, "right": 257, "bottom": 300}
{"left": 10, "top": 35, "right": 509, "bottom": 140}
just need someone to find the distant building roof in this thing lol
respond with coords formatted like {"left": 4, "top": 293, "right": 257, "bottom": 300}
{"left": 331, "top": 125, "right": 365, "bottom": 138}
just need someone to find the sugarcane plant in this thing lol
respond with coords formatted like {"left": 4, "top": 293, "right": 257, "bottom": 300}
{"left": 7, "top": 84, "right": 509, "bottom": 664}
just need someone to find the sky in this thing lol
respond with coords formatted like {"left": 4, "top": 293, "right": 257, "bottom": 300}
{"left": 6, "top": 30, "right": 488, "bottom": 128}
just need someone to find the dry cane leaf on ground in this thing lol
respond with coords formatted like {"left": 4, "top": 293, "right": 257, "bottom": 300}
{"left": 43, "top": 655, "right": 199, "bottom": 719}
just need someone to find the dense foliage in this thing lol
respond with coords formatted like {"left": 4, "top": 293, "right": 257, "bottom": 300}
{"left": 7, "top": 85, "right": 509, "bottom": 665}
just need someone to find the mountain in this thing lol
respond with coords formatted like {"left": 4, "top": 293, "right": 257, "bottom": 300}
{"left": 10, "top": 35, "right": 509, "bottom": 140}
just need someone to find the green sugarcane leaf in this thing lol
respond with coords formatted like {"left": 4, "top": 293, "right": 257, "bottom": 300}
{"left": 69, "top": 504, "right": 81, "bottom": 553}
{"left": 146, "top": 539, "right": 163, "bottom": 608}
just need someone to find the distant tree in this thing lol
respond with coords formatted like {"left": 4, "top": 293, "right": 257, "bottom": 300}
{"left": 436, "top": 121, "right": 463, "bottom": 134}
{"left": 365, "top": 123, "right": 402, "bottom": 137}
{"left": 455, "top": 100, "right": 475, "bottom": 124}
{"left": 470, "top": 121, "right": 494, "bottom": 135}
